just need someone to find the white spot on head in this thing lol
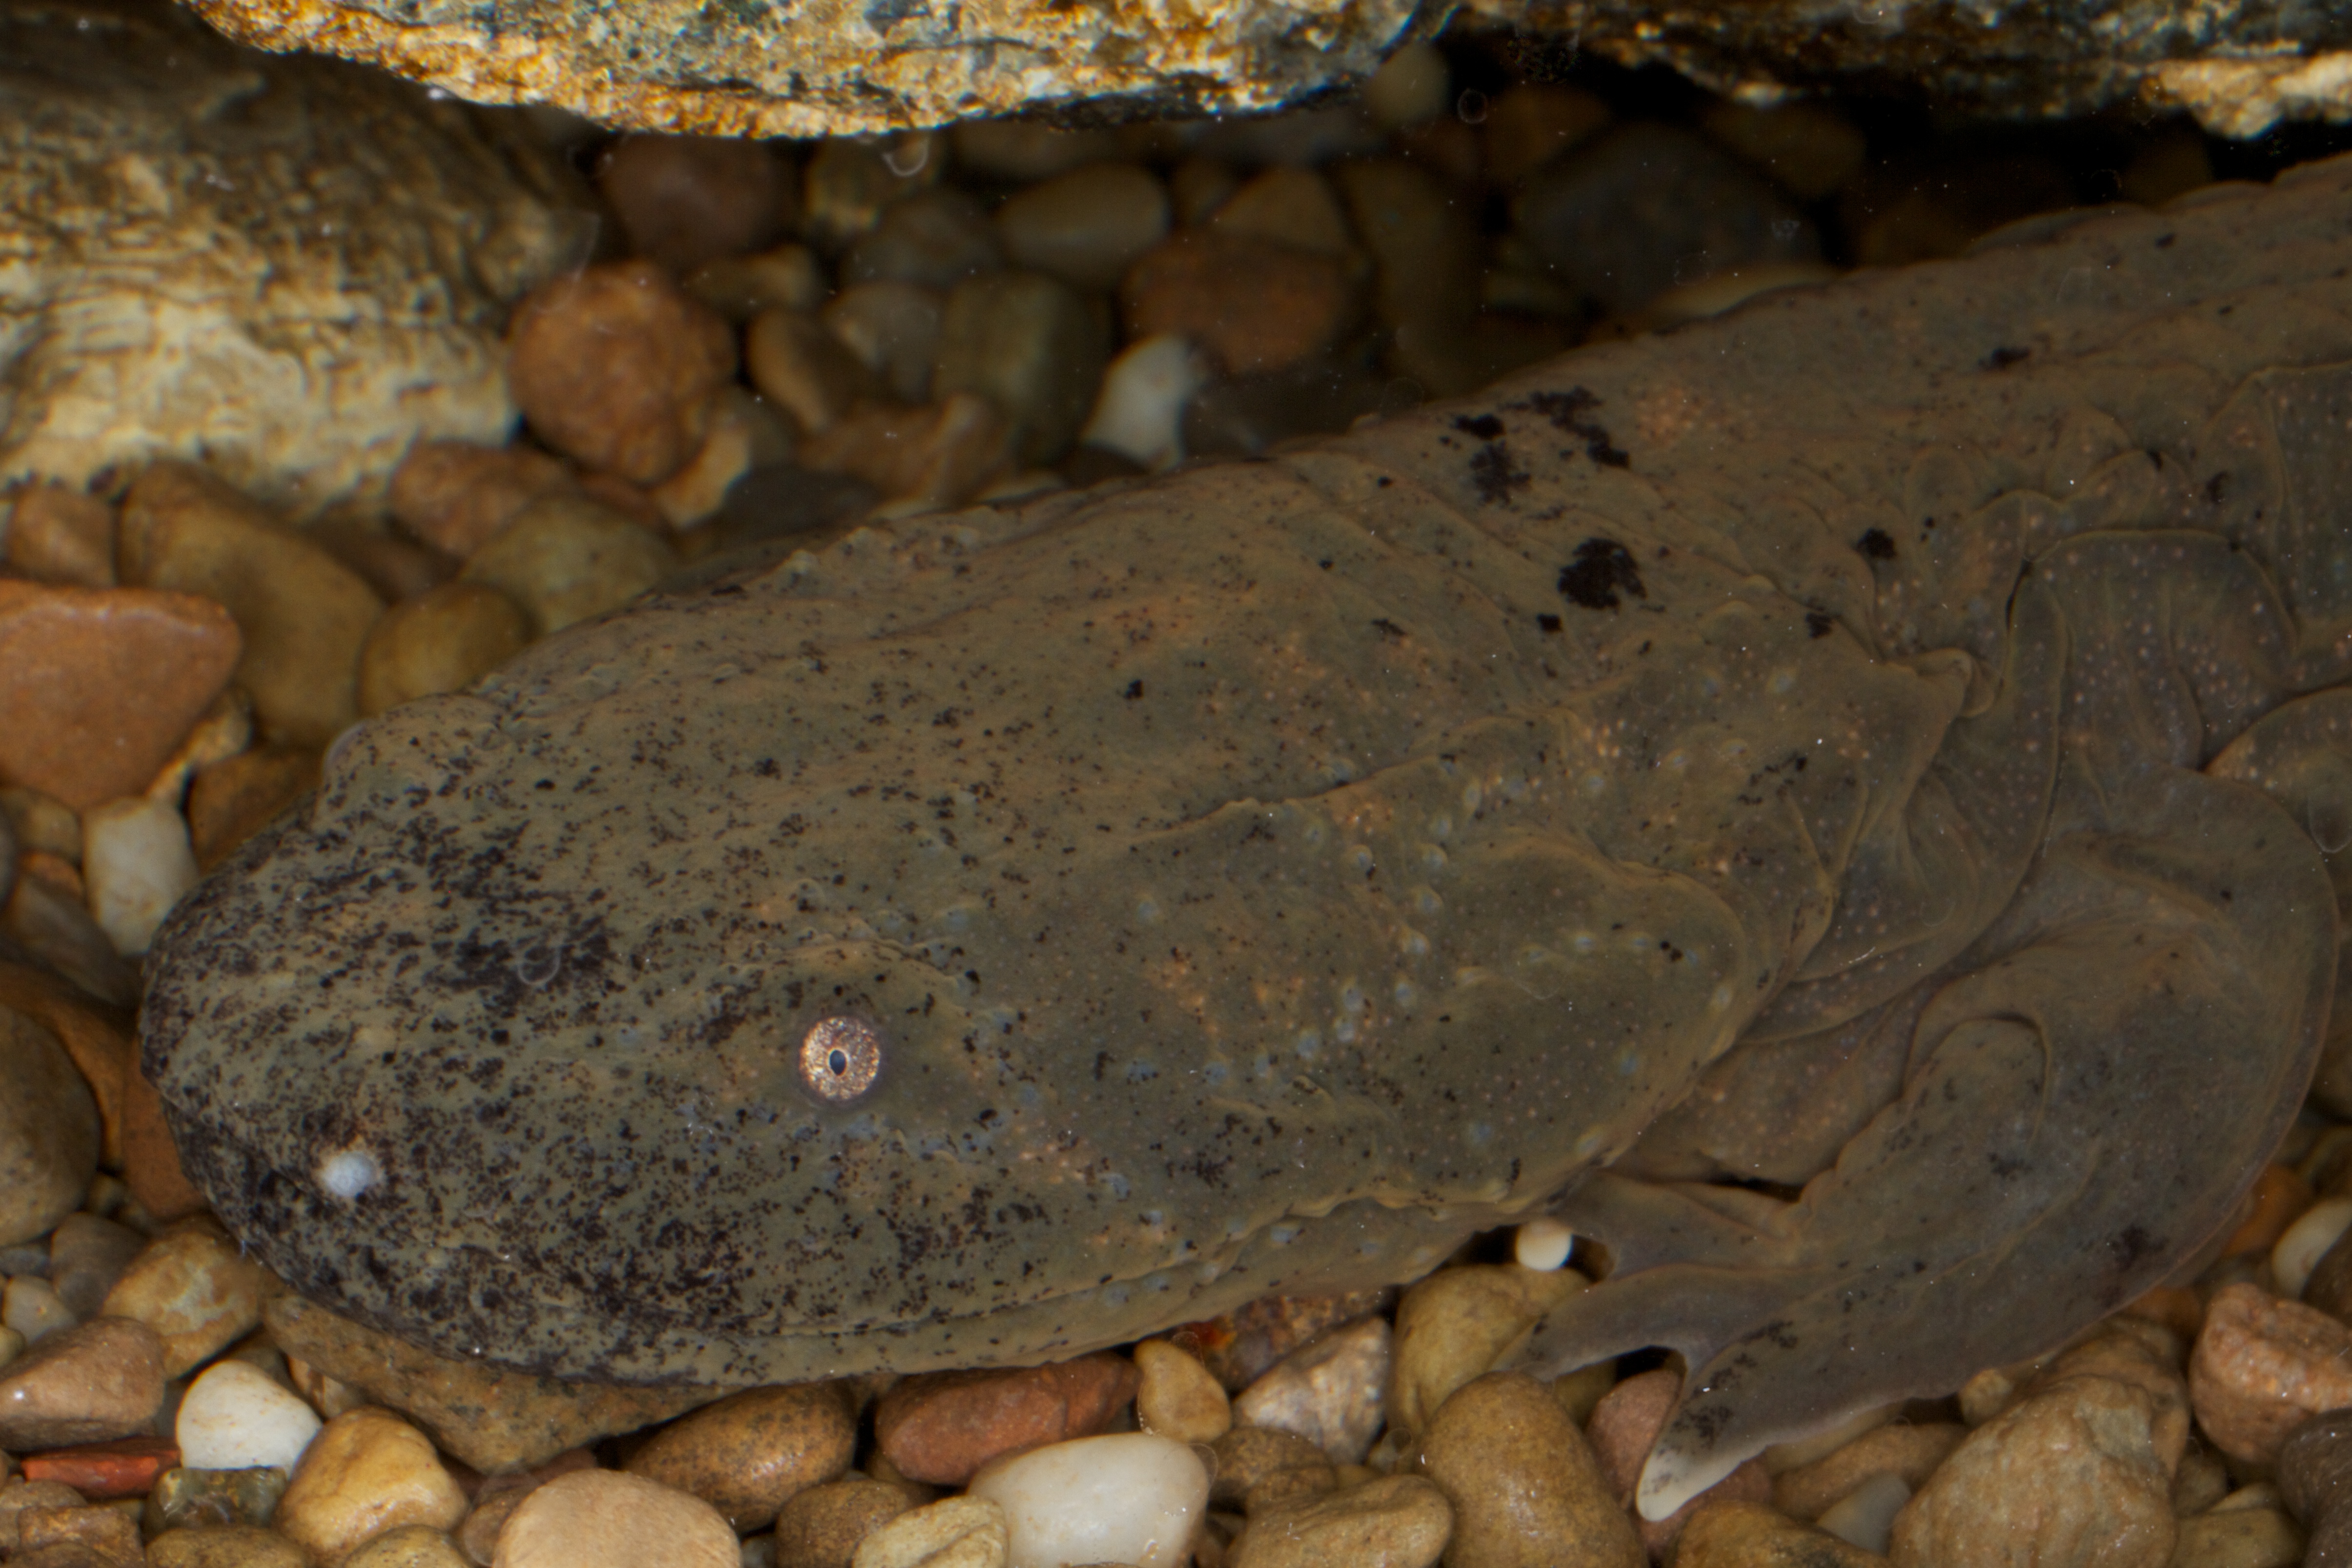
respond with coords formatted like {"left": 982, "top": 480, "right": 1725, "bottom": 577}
{"left": 319, "top": 1148, "right": 382, "bottom": 1201}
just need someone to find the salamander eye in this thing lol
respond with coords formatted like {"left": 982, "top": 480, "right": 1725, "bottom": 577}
{"left": 799, "top": 1016, "right": 884, "bottom": 1103}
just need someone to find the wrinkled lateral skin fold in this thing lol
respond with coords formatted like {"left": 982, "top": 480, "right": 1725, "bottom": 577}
{"left": 145, "top": 159, "right": 2352, "bottom": 1514}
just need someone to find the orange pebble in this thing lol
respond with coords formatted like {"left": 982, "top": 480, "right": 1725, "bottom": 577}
{"left": 2124, "top": 1285, "right": 2205, "bottom": 1343}
{"left": 2223, "top": 1162, "right": 2314, "bottom": 1258}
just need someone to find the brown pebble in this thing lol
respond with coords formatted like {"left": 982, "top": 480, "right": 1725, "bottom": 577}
{"left": 992, "top": 163, "right": 1171, "bottom": 292}
{"left": 0, "top": 960, "right": 131, "bottom": 1171}
{"left": 146, "top": 1527, "right": 311, "bottom": 1568}
{"left": 1118, "top": 231, "right": 1360, "bottom": 376}
{"left": 117, "top": 463, "right": 383, "bottom": 748}
{"left": 1671, "top": 1501, "right": 1885, "bottom": 1568}
{"left": 799, "top": 394, "right": 1012, "bottom": 510}
{"left": 100, "top": 1216, "right": 279, "bottom": 1378}
{"left": 0, "top": 580, "right": 241, "bottom": 810}
{"left": 625, "top": 1383, "right": 855, "bottom": 1532}
{"left": 875, "top": 1354, "right": 1140, "bottom": 1487}
{"left": 1769, "top": 1421, "right": 1965, "bottom": 1521}
{"left": 746, "top": 309, "right": 879, "bottom": 436}
{"left": 455, "top": 1450, "right": 597, "bottom": 1566}
{"left": 848, "top": 1495, "right": 1006, "bottom": 1568}
{"left": 0, "top": 1479, "right": 88, "bottom": 1554}
{"left": 304, "top": 518, "right": 459, "bottom": 606}
{"left": 459, "top": 493, "right": 675, "bottom": 636}
{"left": 3, "top": 485, "right": 116, "bottom": 588}
{"left": 1135, "top": 1339, "right": 1231, "bottom": 1444}
{"left": 1387, "top": 1264, "right": 1585, "bottom": 1436}
{"left": 1583, "top": 1368, "right": 1771, "bottom": 1556}
{"left": 597, "top": 134, "right": 794, "bottom": 275}
{"left": 0, "top": 1318, "right": 167, "bottom": 1450}
{"left": 1230, "top": 1475, "right": 1451, "bottom": 1568}
{"left": 1423, "top": 1372, "right": 1642, "bottom": 1568}
{"left": 1207, "top": 1427, "right": 1335, "bottom": 1512}
{"left": 277, "top": 1407, "right": 467, "bottom": 1564}
{"left": 356, "top": 582, "right": 533, "bottom": 717}
{"left": 773, "top": 1478, "right": 924, "bottom": 1568}
{"left": 2193, "top": 1283, "right": 2352, "bottom": 1467}
{"left": 1186, "top": 1290, "right": 1396, "bottom": 1393}
{"left": 491, "top": 1470, "right": 736, "bottom": 1568}
{"left": 1232, "top": 1317, "right": 1390, "bottom": 1465}
{"left": 1208, "top": 166, "right": 1360, "bottom": 264}
{"left": 685, "top": 244, "right": 830, "bottom": 325}
{"left": 17, "top": 1503, "right": 142, "bottom": 1568}
{"left": 342, "top": 1523, "right": 471, "bottom": 1568}
{"left": 186, "top": 749, "right": 322, "bottom": 872}
{"left": 387, "top": 443, "right": 575, "bottom": 561}
{"left": 505, "top": 261, "right": 737, "bottom": 486}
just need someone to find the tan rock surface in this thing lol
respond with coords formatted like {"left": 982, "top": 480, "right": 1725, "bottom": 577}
{"left": 0, "top": 0, "right": 590, "bottom": 513}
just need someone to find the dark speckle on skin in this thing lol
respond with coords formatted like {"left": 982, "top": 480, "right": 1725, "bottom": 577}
{"left": 1558, "top": 537, "right": 1646, "bottom": 611}
{"left": 1856, "top": 528, "right": 1898, "bottom": 561}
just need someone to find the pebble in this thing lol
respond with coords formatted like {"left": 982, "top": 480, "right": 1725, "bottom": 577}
{"left": 46, "top": 1218, "right": 143, "bottom": 1321}
{"left": 800, "top": 394, "right": 1013, "bottom": 510}
{"left": 145, "top": 1466, "right": 291, "bottom": 1533}
{"left": 933, "top": 270, "right": 1112, "bottom": 466}
{"left": 2279, "top": 1410, "right": 2352, "bottom": 1563}
{"left": 1844, "top": 148, "right": 2078, "bottom": 268}
{"left": 144, "top": 691, "right": 255, "bottom": 809}
{"left": 1363, "top": 43, "right": 1450, "bottom": 130}
{"left": 493, "top": 1470, "right": 736, "bottom": 1568}
{"left": 1133, "top": 1339, "right": 1230, "bottom": 1444}
{"left": 624, "top": 1383, "right": 856, "bottom": 1532}
{"left": 1672, "top": 1502, "right": 1885, "bottom": 1568}
{"left": 844, "top": 189, "right": 1004, "bottom": 292}
{"left": 276, "top": 1407, "right": 467, "bottom": 1564}
{"left": 263, "top": 1295, "right": 717, "bottom": 1474}
{"left": 1512, "top": 122, "right": 1821, "bottom": 316}
{"left": 2274, "top": 1195, "right": 2352, "bottom": 1298}
{"left": 2227, "top": 1164, "right": 2315, "bottom": 1259}
{"left": 748, "top": 309, "right": 883, "bottom": 435}
{"left": 504, "top": 260, "right": 739, "bottom": 486}
{"left": 950, "top": 122, "right": 1122, "bottom": 182}
{"left": 2192, "top": 1283, "right": 2352, "bottom": 1466}
{"left": 1387, "top": 1264, "right": 1586, "bottom": 1436}
{"left": 306, "top": 520, "right": 460, "bottom": 607}
{"left": 3, "top": 485, "right": 117, "bottom": 589}
{"left": 0, "top": 873, "right": 136, "bottom": 1008}
{"left": 1, "top": 1481, "right": 89, "bottom": 1552}
{"left": 1419, "top": 1371, "right": 1641, "bottom": 1568}
{"left": 824, "top": 283, "right": 946, "bottom": 405}
{"left": 774, "top": 1479, "right": 925, "bottom": 1568}
{"left": 1813, "top": 1471, "right": 1909, "bottom": 1553}
{"left": 1697, "top": 100, "right": 1869, "bottom": 203}
{"left": 0, "top": 1317, "right": 166, "bottom": 1448}
{"left": 1769, "top": 1421, "right": 1964, "bottom": 1520}
{"left": 1584, "top": 1368, "right": 1771, "bottom": 1557}
{"left": 1333, "top": 159, "right": 1480, "bottom": 333}
{"left": 1205, "top": 1427, "right": 1335, "bottom": 1513}
{"left": 1481, "top": 85, "right": 1613, "bottom": 186}
{"left": 875, "top": 1354, "right": 1140, "bottom": 1487}
{"left": 686, "top": 243, "right": 831, "bottom": 325}
{"left": 1120, "top": 232, "right": 1359, "bottom": 377}
{"left": 653, "top": 387, "right": 795, "bottom": 528}
{"left": 1231, "top": 1316, "right": 1390, "bottom": 1465}
{"left": 0, "top": 581, "right": 242, "bottom": 812}
{"left": 850, "top": 1495, "right": 1007, "bottom": 1568}
{"left": 1206, "top": 166, "right": 1360, "bottom": 267}
{"left": 176, "top": 1361, "right": 324, "bottom": 1473}
{"left": 117, "top": 463, "right": 385, "bottom": 748}
{"left": 186, "top": 750, "right": 321, "bottom": 873}
{"left": 343, "top": 1523, "right": 471, "bottom": 1568}
{"left": 1894, "top": 1319, "right": 2188, "bottom": 1565}
{"left": 0, "top": 1006, "right": 99, "bottom": 1248}
{"left": 1076, "top": 336, "right": 1210, "bottom": 472}
{"left": 1188, "top": 1292, "right": 1396, "bottom": 1394}
{"left": 596, "top": 134, "right": 795, "bottom": 275}
{"left": 458, "top": 492, "right": 677, "bottom": 636}
{"left": 146, "top": 1525, "right": 309, "bottom": 1568}
{"left": 1230, "top": 1475, "right": 1450, "bottom": 1568}
{"left": 20, "top": 1436, "right": 181, "bottom": 1500}
{"left": 801, "top": 141, "right": 937, "bottom": 256}
{"left": 356, "top": 582, "right": 535, "bottom": 717}
{"left": 79, "top": 796, "right": 199, "bottom": 957}
{"left": 386, "top": 442, "right": 575, "bottom": 562}
{"left": 993, "top": 163, "right": 1171, "bottom": 292}
{"left": 2170, "top": 1499, "right": 2306, "bottom": 1568}
{"left": 3, "top": 1277, "right": 78, "bottom": 1344}
{"left": 968, "top": 1432, "right": 1207, "bottom": 1568}
{"left": 1180, "top": 357, "right": 1401, "bottom": 460}
{"left": 455, "top": 1449, "right": 598, "bottom": 1562}
{"left": 17, "top": 1500, "right": 143, "bottom": 1568}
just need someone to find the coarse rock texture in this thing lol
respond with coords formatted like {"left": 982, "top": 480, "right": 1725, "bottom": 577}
{"left": 0, "top": 0, "right": 591, "bottom": 514}
{"left": 179, "top": 0, "right": 2352, "bottom": 140}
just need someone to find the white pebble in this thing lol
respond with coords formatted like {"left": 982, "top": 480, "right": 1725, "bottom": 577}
{"left": 968, "top": 1432, "right": 1208, "bottom": 1568}
{"left": 178, "top": 1358, "right": 324, "bottom": 1471}
{"left": 2276, "top": 1195, "right": 2352, "bottom": 1299}
{"left": 1078, "top": 335, "right": 1208, "bottom": 472}
{"left": 81, "top": 796, "right": 199, "bottom": 956}
{"left": 1513, "top": 1217, "right": 1575, "bottom": 1271}
{"left": 1815, "top": 1471, "right": 1911, "bottom": 1554}
{"left": 2, "top": 1275, "right": 76, "bottom": 1343}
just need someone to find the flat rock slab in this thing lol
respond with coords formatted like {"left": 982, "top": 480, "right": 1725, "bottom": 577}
{"left": 0, "top": 0, "right": 593, "bottom": 512}
{"left": 179, "top": 0, "right": 2352, "bottom": 138}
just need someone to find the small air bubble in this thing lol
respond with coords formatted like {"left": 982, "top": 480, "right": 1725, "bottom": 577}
{"left": 1456, "top": 88, "right": 1489, "bottom": 123}
{"left": 882, "top": 134, "right": 932, "bottom": 177}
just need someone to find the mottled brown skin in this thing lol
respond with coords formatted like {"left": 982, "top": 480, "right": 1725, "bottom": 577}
{"left": 145, "top": 157, "right": 2352, "bottom": 1516}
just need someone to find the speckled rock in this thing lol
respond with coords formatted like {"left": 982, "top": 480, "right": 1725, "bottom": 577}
{"left": 117, "top": 463, "right": 385, "bottom": 748}
{"left": 276, "top": 1408, "right": 467, "bottom": 1565}
{"left": 0, "top": 1318, "right": 167, "bottom": 1449}
{"left": 0, "top": 583, "right": 241, "bottom": 811}
{"left": 2192, "top": 1284, "right": 2352, "bottom": 1467}
{"left": 1231, "top": 1317, "right": 1390, "bottom": 1466}
{"left": 875, "top": 1355, "right": 1140, "bottom": 1487}
{"left": 0, "top": 1007, "right": 100, "bottom": 1248}
{"left": 0, "top": 0, "right": 586, "bottom": 512}
{"left": 1892, "top": 1319, "right": 2188, "bottom": 1568}
{"left": 263, "top": 1296, "right": 720, "bottom": 1475}
{"left": 774, "top": 1479, "right": 925, "bottom": 1568}
{"left": 624, "top": 1384, "right": 855, "bottom": 1532}
{"left": 493, "top": 1471, "right": 736, "bottom": 1568}
{"left": 1232, "top": 1476, "right": 1451, "bottom": 1568}
{"left": 1419, "top": 1372, "right": 1640, "bottom": 1568}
